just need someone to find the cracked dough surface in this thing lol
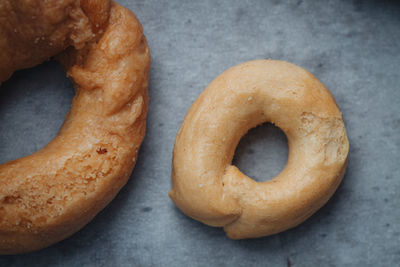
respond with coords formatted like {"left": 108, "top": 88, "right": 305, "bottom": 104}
{"left": 0, "top": 2, "right": 150, "bottom": 254}
{"left": 0, "top": 0, "right": 110, "bottom": 83}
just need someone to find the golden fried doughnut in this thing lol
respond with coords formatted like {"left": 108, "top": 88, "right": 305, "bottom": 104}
{"left": 0, "top": 0, "right": 111, "bottom": 83}
{"left": 0, "top": 2, "right": 150, "bottom": 254}
{"left": 169, "top": 60, "right": 349, "bottom": 239}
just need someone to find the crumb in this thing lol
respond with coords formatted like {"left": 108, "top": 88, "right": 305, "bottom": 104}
{"left": 96, "top": 148, "right": 107, "bottom": 154}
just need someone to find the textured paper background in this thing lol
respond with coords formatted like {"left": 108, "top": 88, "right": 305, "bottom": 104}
{"left": 0, "top": 0, "right": 399, "bottom": 266}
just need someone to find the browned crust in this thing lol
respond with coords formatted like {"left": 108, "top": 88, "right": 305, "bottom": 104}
{"left": 0, "top": 2, "right": 150, "bottom": 254}
{"left": 0, "top": 0, "right": 111, "bottom": 83}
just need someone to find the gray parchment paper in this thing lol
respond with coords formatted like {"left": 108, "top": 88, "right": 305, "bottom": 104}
{"left": 0, "top": 0, "right": 399, "bottom": 266}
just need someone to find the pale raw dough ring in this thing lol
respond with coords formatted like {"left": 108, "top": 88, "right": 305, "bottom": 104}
{"left": 169, "top": 60, "right": 349, "bottom": 239}
{"left": 0, "top": 2, "right": 150, "bottom": 254}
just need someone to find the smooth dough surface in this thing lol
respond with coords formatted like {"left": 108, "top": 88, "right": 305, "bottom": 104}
{"left": 170, "top": 60, "right": 349, "bottom": 239}
{"left": 0, "top": 2, "right": 150, "bottom": 254}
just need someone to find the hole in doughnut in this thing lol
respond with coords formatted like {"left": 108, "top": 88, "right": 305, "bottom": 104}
{"left": 232, "top": 122, "right": 288, "bottom": 182}
{"left": 0, "top": 61, "right": 74, "bottom": 165}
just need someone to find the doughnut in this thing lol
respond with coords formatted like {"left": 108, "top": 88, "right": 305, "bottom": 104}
{"left": 0, "top": 0, "right": 111, "bottom": 83}
{"left": 169, "top": 60, "right": 349, "bottom": 239}
{"left": 0, "top": 2, "right": 150, "bottom": 254}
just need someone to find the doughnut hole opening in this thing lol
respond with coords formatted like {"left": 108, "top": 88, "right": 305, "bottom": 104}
{"left": 0, "top": 61, "right": 74, "bottom": 164}
{"left": 232, "top": 123, "right": 288, "bottom": 182}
